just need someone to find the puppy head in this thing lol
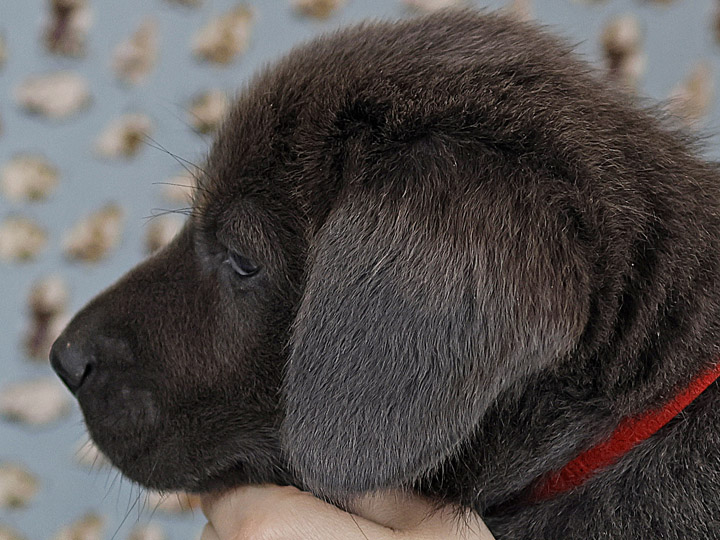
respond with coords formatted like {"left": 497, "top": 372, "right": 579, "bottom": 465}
{"left": 50, "top": 10, "right": 637, "bottom": 497}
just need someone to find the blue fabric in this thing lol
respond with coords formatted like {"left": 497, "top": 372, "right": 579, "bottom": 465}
{"left": 1, "top": 0, "right": 718, "bottom": 537}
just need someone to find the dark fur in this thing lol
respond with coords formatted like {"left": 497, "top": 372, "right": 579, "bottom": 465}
{"left": 51, "top": 10, "right": 720, "bottom": 539}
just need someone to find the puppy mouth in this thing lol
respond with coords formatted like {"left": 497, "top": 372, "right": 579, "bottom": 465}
{"left": 76, "top": 374, "right": 161, "bottom": 430}
{"left": 90, "top": 439, "right": 273, "bottom": 494}
{"left": 82, "top": 419, "right": 219, "bottom": 492}
{"left": 76, "top": 384, "right": 288, "bottom": 492}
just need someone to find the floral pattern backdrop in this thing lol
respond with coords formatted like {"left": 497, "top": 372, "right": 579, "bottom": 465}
{"left": 1, "top": 0, "right": 719, "bottom": 538}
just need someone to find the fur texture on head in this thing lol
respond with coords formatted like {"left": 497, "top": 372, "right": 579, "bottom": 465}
{"left": 52, "top": 10, "right": 720, "bottom": 539}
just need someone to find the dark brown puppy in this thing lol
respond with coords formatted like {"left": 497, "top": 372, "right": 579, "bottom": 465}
{"left": 51, "top": 10, "right": 720, "bottom": 540}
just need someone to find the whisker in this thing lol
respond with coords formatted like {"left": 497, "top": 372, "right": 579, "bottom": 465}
{"left": 148, "top": 492, "right": 166, "bottom": 522}
{"left": 144, "top": 142, "right": 202, "bottom": 182}
{"left": 151, "top": 180, "right": 210, "bottom": 196}
{"left": 143, "top": 208, "right": 194, "bottom": 221}
{"left": 142, "top": 134, "right": 208, "bottom": 178}
{"left": 349, "top": 513, "right": 370, "bottom": 540}
{"left": 110, "top": 485, "right": 144, "bottom": 540}
{"left": 89, "top": 452, "right": 101, "bottom": 474}
{"left": 138, "top": 486, "right": 149, "bottom": 520}
{"left": 114, "top": 471, "right": 124, "bottom": 511}
{"left": 74, "top": 438, "right": 104, "bottom": 474}
{"left": 146, "top": 96, "right": 215, "bottom": 145}
{"left": 104, "top": 469, "right": 122, "bottom": 501}
{"left": 181, "top": 107, "right": 218, "bottom": 142}
{"left": 74, "top": 439, "right": 92, "bottom": 458}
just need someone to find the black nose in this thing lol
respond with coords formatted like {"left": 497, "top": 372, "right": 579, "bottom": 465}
{"left": 50, "top": 339, "right": 95, "bottom": 394}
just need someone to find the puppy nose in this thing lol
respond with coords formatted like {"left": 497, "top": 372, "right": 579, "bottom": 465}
{"left": 50, "top": 340, "right": 95, "bottom": 394}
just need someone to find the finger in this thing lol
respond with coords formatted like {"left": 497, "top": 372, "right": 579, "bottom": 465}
{"left": 350, "top": 490, "right": 440, "bottom": 529}
{"left": 403, "top": 505, "right": 497, "bottom": 540}
{"left": 351, "top": 491, "right": 496, "bottom": 540}
{"left": 199, "top": 523, "right": 221, "bottom": 540}
{"left": 201, "top": 485, "right": 297, "bottom": 538}
{"left": 201, "top": 485, "right": 397, "bottom": 540}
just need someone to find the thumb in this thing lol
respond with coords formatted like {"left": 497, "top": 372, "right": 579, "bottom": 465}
{"left": 351, "top": 490, "right": 496, "bottom": 540}
{"left": 201, "top": 485, "right": 398, "bottom": 540}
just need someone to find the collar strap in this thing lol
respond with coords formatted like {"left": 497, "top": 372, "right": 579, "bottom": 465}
{"left": 531, "top": 361, "right": 720, "bottom": 501}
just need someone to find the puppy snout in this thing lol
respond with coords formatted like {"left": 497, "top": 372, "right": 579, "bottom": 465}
{"left": 50, "top": 338, "right": 96, "bottom": 394}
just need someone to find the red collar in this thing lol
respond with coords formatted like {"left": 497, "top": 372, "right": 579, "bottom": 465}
{"left": 531, "top": 361, "right": 720, "bottom": 501}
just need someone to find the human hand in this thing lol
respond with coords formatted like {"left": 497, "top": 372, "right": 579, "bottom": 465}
{"left": 200, "top": 484, "right": 496, "bottom": 540}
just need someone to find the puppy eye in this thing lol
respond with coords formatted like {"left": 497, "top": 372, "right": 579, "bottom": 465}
{"left": 227, "top": 251, "right": 260, "bottom": 277}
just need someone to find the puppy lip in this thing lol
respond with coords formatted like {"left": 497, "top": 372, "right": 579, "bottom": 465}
{"left": 75, "top": 380, "right": 164, "bottom": 463}
{"left": 93, "top": 441, "right": 250, "bottom": 493}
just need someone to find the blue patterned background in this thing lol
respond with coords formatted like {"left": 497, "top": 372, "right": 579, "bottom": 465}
{"left": 1, "top": 0, "right": 719, "bottom": 538}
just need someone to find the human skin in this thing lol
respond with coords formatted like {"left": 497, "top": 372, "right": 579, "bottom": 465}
{"left": 200, "top": 485, "right": 496, "bottom": 540}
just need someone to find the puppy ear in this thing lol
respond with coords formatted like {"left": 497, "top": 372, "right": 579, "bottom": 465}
{"left": 282, "top": 160, "right": 589, "bottom": 499}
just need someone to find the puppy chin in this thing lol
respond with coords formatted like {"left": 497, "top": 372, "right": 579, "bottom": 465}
{"left": 84, "top": 428, "right": 246, "bottom": 493}
{"left": 81, "top": 407, "right": 289, "bottom": 492}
